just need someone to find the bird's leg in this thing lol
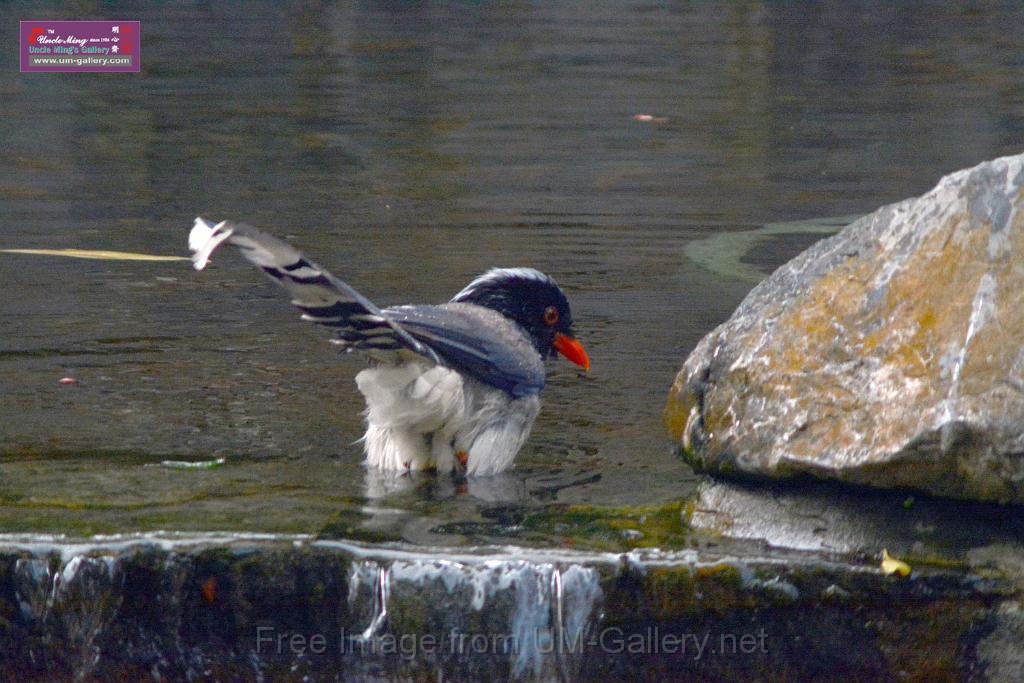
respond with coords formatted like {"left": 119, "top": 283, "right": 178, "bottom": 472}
{"left": 451, "top": 453, "right": 469, "bottom": 494}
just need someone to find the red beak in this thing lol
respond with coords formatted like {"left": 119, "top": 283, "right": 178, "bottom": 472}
{"left": 553, "top": 332, "right": 590, "bottom": 372}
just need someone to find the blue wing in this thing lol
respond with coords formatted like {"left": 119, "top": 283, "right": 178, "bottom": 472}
{"left": 383, "top": 304, "right": 545, "bottom": 398}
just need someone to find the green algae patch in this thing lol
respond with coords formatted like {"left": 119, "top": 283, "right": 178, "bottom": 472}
{"left": 424, "top": 500, "right": 692, "bottom": 551}
{"left": 606, "top": 563, "right": 751, "bottom": 623}
{"left": 0, "top": 448, "right": 354, "bottom": 536}
{"left": 638, "top": 566, "right": 698, "bottom": 620}
{"left": 318, "top": 506, "right": 406, "bottom": 545}
{"left": 662, "top": 385, "right": 696, "bottom": 445}
{"left": 519, "top": 501, "right": 690, "bottom": 552}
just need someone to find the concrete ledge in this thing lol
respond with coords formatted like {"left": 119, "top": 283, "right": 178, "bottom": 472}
{"left": 0, "top": 532, "right": 1016, "bottom": 681}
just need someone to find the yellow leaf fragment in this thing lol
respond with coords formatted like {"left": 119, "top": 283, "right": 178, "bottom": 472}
{"left": 881, "top": 549, "right": 911, "bottom": 577}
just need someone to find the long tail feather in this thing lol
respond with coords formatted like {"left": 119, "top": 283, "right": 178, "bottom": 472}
{"left": 189, "top": 217, "right": 440, "bottom": 364}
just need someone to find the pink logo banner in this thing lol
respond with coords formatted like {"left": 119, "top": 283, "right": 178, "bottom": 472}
{"left": 20, "top": 20, "right": 140, "bottom": 73}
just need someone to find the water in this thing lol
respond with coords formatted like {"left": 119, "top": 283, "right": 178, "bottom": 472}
{"left": 2, "top": 1, "right": 1024, "bottom": 544}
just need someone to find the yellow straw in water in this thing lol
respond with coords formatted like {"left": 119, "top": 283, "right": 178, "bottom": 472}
{"left": 0, "top": 249, "right": 188, "bottom": 262}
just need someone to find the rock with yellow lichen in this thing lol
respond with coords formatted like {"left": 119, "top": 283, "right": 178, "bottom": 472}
{"left": 667, "top": 153, "right": 1024, "bottom": 503}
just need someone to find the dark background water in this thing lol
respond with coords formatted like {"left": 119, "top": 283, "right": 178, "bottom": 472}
{"left": 2, "top": 1, "right": 1023, "bottom": 541}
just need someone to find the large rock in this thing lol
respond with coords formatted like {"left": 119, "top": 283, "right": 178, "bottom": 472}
{"left": 667, "top": 153, "right": 1024, "bottom": 503}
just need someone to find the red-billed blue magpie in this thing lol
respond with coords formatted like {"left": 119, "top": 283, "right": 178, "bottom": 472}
{"left": 189, "top": 218, "right": 589, "bottom": 475}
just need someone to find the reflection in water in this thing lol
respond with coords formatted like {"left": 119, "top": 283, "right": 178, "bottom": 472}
{"left": 362, "top": 468, "right": 527, "bottom": 504}
{"left": 686, "top": 215, "right": 856, "bottom": 282}
{"left": 691, "top": 478, "right": 1024, "bottom": 559}
{"left": 355, "top": 466, "right": 606, "bottom": 546}
{"left": 2, "top": 2, "right": 1024, "bottom": 544}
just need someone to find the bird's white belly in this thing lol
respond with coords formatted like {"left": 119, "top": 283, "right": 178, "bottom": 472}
{"left": 355, "top": 362, "right": 540, "bottom": 475}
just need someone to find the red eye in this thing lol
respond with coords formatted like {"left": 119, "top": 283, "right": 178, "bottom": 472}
{"left": 543, "top": 306, "right": 560, "bottom": 326}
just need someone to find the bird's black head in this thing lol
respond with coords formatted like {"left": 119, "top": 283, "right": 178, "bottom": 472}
{"left": 451, "top": 268, "right": 589, "bottom": 370}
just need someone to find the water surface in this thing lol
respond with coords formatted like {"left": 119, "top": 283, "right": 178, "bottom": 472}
{"left": 2, "top": 1, "right": 1024, "bottom": 544}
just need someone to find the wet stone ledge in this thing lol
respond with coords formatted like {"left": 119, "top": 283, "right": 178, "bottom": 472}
{"left": 0, "top": 533, "right": 1018, "bottom": 681}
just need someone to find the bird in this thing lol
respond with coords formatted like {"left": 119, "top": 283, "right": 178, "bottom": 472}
{"left": 188, "top": 218, "right": 589, "bottom": 476}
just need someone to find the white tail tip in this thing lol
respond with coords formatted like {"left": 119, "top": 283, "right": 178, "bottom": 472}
{"left": 189, "top": 217, "right": 233, "bottom": 270}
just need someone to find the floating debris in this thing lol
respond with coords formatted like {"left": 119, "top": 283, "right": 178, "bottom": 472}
{"left": 632, "top": 113, "right": 668, "bottom": 123}
{"left": 880, "top": 549, "right": 911, "bottom": 577}
{"left": 0, "top": 249, "right": 188, "bottom": 262}
{"left": 154, "top": 458, "right": 226, "bottom": 470}
{"left": 57, "top": 377, "right": 77, "bottom": 385}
